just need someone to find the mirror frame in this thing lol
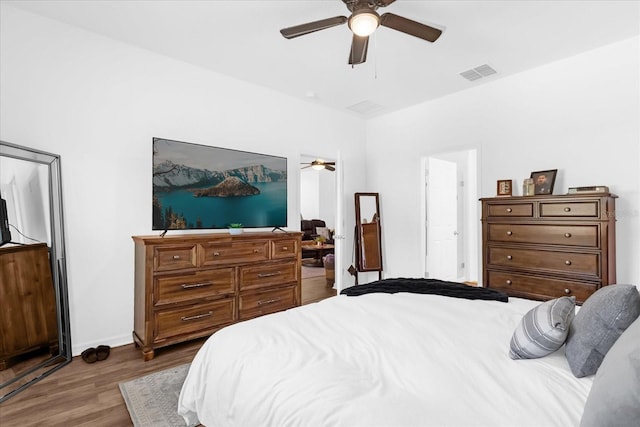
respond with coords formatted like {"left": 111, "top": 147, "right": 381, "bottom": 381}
{"left": 354, "top": 192, "right": 382, "bottom": 274}
{"left": 0, "top": 140, "right": 72, "bottom": 403}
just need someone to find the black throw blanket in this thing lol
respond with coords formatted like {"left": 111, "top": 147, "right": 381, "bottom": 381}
{"left": 340, "top": 278, "right": 508, "bottom": 302}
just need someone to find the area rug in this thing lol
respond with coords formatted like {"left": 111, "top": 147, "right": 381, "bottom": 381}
{"left": 119, "top": 363, "right": 198, "bottom": 427}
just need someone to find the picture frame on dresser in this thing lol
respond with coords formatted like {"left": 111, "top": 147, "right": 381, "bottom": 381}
{"left": 530, "top": 169, "right": 557, "bottom": 195}
{"left": 497, "top": 180, "right": 512, "bottom": 196}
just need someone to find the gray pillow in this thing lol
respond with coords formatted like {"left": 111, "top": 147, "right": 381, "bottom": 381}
{"left": 565, "top": 284, "right": 640, "bottom": 378}
{"left": 509, "top": 296, "right": 576, "bottom": 359}
{"left": 580, "top": 315, "right": 640, "bottom": 427}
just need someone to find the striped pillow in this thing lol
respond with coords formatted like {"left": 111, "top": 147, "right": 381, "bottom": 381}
{"left": 509, "top": 296, "right": 576, "bottom": 360}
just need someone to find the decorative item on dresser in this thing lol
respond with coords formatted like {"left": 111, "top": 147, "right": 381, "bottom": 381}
{"left": 497, "top": 179, "right": 512, "bottom": 196}
{"left": 132, "top": 232, "right": 302, "bottom": 360}
{"left": 480, "top": 193, "right": 616, "bottom": 303}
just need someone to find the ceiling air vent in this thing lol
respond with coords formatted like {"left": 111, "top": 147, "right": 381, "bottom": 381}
{"left": 460, "top": 64, "right": 497, "bottom": 82}
{"left": 346, "top": 100, "right": 386, "bottom": 115}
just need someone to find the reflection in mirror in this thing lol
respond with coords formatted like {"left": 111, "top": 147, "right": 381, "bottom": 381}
{"left": 0, "top": 141, "right": 71, "bottom": 403}
{"left": 354, "top": 192, "right": 382, "bottom": 279}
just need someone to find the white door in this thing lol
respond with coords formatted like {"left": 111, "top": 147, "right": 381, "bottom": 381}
{"left": 334, "top": 151, "right": 344, "bottom": 292}
{"left": 426, "top": 157, "right": 458, "bottom": 280}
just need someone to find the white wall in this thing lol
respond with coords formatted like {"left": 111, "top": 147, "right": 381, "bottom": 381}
{"left": 0, "top": 5, "right": 367, "bottom": 355}
{"left": 366, "top": 37, "right": 640, "bottom": 286}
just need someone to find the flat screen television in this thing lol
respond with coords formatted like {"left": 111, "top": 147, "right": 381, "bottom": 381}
{"left": 152, "top": 138, "right": 287, "bottom": 231}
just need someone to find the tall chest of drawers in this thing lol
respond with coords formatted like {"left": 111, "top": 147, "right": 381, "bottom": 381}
{"left": 132, "top": 232, "right": 301, "bottom": 360}
{"left": 480, "top": 194, "right": 616, "bottom": 303}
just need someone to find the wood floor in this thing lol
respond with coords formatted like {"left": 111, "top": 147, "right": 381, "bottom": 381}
{"left": 0, "top": 277, "right": 335, "bottom": 426}
{"left": 301, "top": 274, "right": 336, "bottom": 305}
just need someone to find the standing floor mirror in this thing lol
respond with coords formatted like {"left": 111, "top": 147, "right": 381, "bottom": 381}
{"left": 354, "top": 192, "right": 383, "bottom": 283}
{"left": 0, "top": 141, "right": 71, "bottom": 403}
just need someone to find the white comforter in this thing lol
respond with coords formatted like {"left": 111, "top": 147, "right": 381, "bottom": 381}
{"left": 178, "top": 293, "right": 593, "bottom": 427}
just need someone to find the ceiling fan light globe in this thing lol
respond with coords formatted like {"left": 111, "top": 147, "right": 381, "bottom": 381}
{"left": 311, "top": 164, "right": 325, "bottom": 170}
{"left": 349, "top": 11, "right": 379, "bottom": 37}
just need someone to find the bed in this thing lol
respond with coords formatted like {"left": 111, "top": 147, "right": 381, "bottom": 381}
{"left": 177, "top": 280, "right": 640, "bottom": 427}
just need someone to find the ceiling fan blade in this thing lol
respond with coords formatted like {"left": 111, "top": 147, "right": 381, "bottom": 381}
{"left": 325, "top": 165, "right": 336, "bottom": 171}
{"left": 301, "top": 165, "right": 312, "bottom": 169}
{"left": 347, "top": 0, "right": 396, "bottom": 7}
{"left": 380, "top": 13, "right": 442, "bottom": 42}
{"left": 280, "top": 16, "right": 348, "bottom": 39}
{"left": 348, "top": 34, "right": 369, "bottom": 65}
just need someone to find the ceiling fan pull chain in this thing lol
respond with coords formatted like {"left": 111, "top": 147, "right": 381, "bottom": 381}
{"left": 374, "top": 32, "right": 378, "bottom": 79}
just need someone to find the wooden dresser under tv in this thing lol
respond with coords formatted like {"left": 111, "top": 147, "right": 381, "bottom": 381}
{"left": 132, "top": 232, "right": 302, "bottom": 360}
{"left": 480, "top": 193, "right": 616, "bottom": 304}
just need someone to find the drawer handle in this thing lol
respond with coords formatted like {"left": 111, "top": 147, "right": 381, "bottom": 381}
{"left": 565, "top": 260, "right": 572, "bottom": 266}
{"left": 181, "top": 282, "right": 213, "bottom": 289}
{"left": 564, "top": 207, "right": 571, "bottom": 212}
{"left": 181, "top": 311, "right": 213, "bottom": 322}
{"left": 564, "top": 288, "right": 571, "bottom": 295}
{"left": 564, "top": 233, "right": 572, "bottom": 238}
{"left": 257, "top": 297, "right": 281, "bottom": 306}
{"left": 506, "top": 255, "right": 513, "bottom": 260}
{"left": 213, "top": 252, "right": 220, "bottom": 256}
{"left": 257, "top": 272, "right": 281, "bottom": 278}
{"left": 506, "top": 208, "right": 512, "bottom": 213}
{"left": 282, "top": 246, "right": 288, "bottom": 251}
{"left": 253, "top": 249, "right": 260, "bottom": 253}
{"left": 506, "top": 231, "right": 513, "bottom": 236}
{"left": 172, "top": 255, "right": 181, "bottom": 260}
{"left": 505, "top": 280, "right": 512, "bottom": 285}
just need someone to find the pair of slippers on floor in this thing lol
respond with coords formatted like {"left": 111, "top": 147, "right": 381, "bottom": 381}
{"left": 81, "top": 345, "right": 110, "bottom": 363}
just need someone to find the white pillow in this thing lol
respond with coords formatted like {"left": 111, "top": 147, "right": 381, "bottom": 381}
{"left": 509, "top": 296, "right": 576, "bottom": 359}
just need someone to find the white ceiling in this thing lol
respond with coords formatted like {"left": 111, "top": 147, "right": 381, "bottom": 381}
{"left": 6, "top": 0, "right": 640, "bottom": 117}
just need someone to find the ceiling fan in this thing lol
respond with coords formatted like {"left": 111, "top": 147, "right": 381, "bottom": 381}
{"left": 280, "top": 0, "right": 443, "bottom": 65}
{"left": 301, "top": 159, "right": 336, "bottom": 171}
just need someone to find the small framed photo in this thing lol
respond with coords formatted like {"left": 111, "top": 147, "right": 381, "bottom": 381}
{"left": 530, "top": 169, "right": 557, "bottom": 195}
{"left": 497, "top": 179, "right": 512, "bottom": 196}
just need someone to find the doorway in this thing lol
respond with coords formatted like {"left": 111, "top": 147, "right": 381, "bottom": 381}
{"left": 300, "top": 154, "right": 338, "bottom": 304}
{"left": 423, "top": 148, "right": 478, "bottom": 282}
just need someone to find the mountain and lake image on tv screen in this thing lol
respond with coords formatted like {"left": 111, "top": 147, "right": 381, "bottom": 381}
{"left": 152, "top": 138, "right": 287, "bottom": 230}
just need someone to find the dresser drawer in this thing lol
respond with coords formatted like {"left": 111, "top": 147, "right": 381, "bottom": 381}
{"left": 487, "top": 247, "right": 599, "bottom": 277}
{"left": 154, "top": 268, "right": 236, "bottom": 306}
{"left": 487, "top": 224, "right": 598, "bottom": 247}
{"left": 487, "top": 203, "right": 533, "bottom": 218}
{"left": 239, "top": 261, "right": 297, "bottom": 291}
{"left": 239, "top": 286, "right": 297, "bottom": 320}
{"left": 486, "top": 270, "right": 597, "bottom": 303}
{"left": 155, "top": 298, "right": 235, "bottom": 341}
{"left": 539, "top": 201, "right": 599, "bottom": 218}
{"left": 199, "top": 240, "right": 269, "bottom": 266}
{"left": 271, "top": 238, "right": 299, "bottom": 259}
{"left": 154, "top": 244, "right": 198, "bottom": 271}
